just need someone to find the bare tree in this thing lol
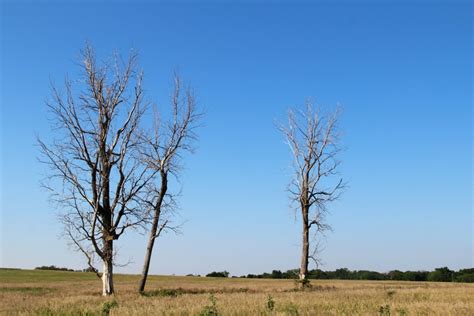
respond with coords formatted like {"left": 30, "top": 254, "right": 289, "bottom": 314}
{"left": 278, "top": 100, "right": 345, "bottom": 288}
{"left": 137, "top": 73, "right": 201, "bottom": 293}
{"left": 38, "top": 45, "right": 153, "bottom": 296}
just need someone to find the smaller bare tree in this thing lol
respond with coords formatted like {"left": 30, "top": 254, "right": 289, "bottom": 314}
{"left": 278, "top": 100, "right": 345, "bottom": 288}
{"left": 137, "top": 73, "right": 201, "bottom": 293}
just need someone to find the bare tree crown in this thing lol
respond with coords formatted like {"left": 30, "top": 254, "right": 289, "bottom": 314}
{"left": 38, "top": 45, "right": 153, "bottom": 274}
{"left": 137, "top": 73, "right": 202, "bottom": 292}
{"left": 139, "top": 73, "right": 202, "bottom": 234}
{"left": 281, "top": 102, "right": 344, "bottom": 223}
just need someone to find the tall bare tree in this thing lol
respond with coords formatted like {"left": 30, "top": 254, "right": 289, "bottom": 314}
{"left": 278, "top": 100, "right": 345, "bottom": 288}
{"left": 39, "top": 45, "right": 153, "bottom": 296}
{"left": 138, "top": 74, "right": 201, "bottom": 293}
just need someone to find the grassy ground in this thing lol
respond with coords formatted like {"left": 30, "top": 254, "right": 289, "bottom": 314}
{"left": 0, "top": 269, "right": 473, "bottom": 315}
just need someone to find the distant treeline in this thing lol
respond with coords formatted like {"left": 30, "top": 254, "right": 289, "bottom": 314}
{"left": 206, "top": 271, "right": 230, "bottom": 278}
{"left": 35, "top": 265, "right": 75, "bottom": 272}
{"left": 34, "top": 265, "right": 473, "bottom": 283}
{"left": 240, "top": 267, "right": 474, "bottom": 283}
{"left": 34, "top": 265, "right": 96, "bottom": 273}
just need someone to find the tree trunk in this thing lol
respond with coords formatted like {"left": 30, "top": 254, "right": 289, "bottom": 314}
{"left": 102, "top": 240, "right": 114, "bottom": 296}
{"left": 300, "top": 206, "right": 309, "bottom": 285}
{"left": 300, "top": 223, "right": 309, "bottom": 281}
{"left": 138, "top": 172, "right": 167, "bottom": 293}
{"left": 138, "top": 226, "right": 158, "bottom": 293}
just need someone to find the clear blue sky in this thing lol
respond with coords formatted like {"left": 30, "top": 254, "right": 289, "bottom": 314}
{"left": 1, "top": 1, "right": 472, "bottom": 276}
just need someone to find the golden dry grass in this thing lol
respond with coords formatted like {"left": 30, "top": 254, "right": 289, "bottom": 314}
{"left": 0, "top": 269, "right": 473, "bottom": 315}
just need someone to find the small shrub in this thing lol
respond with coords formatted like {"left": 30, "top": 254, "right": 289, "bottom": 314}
{"left": 413, "top": 292, "right": 428, "bottom": 301}
{"left": 396, "top": 308, "right": 407, "bottom": 315}
{"left": 284, "top": 284, "right": 335, "bottom": 293}
{"left": 36, "top": 306, "right": 96, "bottom": 316}
{"left": 199, "top": 294, "right": 218, "bottom": 316}
{"left": 378, "top": 304, "right": 391, "bottom": 316}
{"left": 282, "top": 303, "right": 299, "bottom": 315}
{"left": 36, "top": 307, "right": 54, "bottom": 316}
{"left": 101, "top": 299, "right": 118, "bottom": 316}
{"left": 266, "top": 295, "right": 275, "bottom": 312}
{"left": 293, "top": 278, "right": 312, "bottom": 291}
{"left": 141, "top": 288, "right": 182, "bottom": 297}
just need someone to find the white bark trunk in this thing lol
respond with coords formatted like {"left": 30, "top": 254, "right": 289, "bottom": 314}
{"left": 102, "top": 259, "right": 114, "bottom": 296}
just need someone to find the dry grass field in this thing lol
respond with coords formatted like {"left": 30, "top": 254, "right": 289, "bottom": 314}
{"left": 0, "top": 268, "right": 473, "bottom": 315}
